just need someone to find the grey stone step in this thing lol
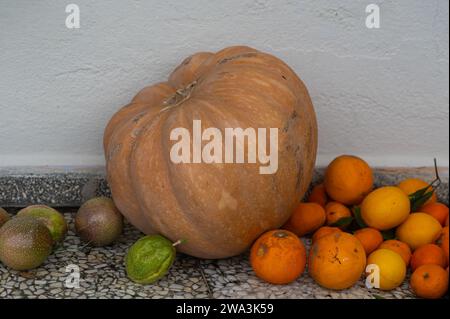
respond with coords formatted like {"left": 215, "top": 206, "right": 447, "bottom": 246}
{"left": 0, "top": 166, "right": 448, "bottom": 207}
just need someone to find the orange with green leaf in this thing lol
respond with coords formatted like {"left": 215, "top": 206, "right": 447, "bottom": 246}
{"left": 325, "top": 202, "right": 352, "bottom": 228}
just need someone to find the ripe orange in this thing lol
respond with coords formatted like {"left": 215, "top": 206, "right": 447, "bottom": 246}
{"left": 309, "top": 232, "right": 366, "bottom": 290}
{"left": 311, "top": 226, "right": 342, "bottom": 243}
{"left": 324, "top": 155, "right": 373, "bottom": 205}
{"left": 410, "top": 244, "right": 447, "bottom": 271}
{"left": 250, "top": 230, "right": 306, "bottom": 284}
{"left": 397, "top": 178, "right": 437, "bottom": 207}
{"left": 283, "top": 203, "right": 326, "bottom": 237}
{"left": 379, "top": 240, "right": 412, "bottom": 266}
{"left": 354, "top": 228, "right": 383, "bottom": 255}
{"left": 420, "top": 202, "right": 449, "bottom": 226}
{"left": 410, "top": 264, "right": 449, "bottom": 299}
{"left": 325, "top": 202, "right": 352, "bottom": 227}
{"left": 307, "top": 183, "right": 328, "bottom": 208}
{"left": 437, "top": 226, "right": 449, "bottom": 264}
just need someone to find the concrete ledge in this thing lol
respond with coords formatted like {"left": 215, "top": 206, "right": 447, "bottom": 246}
{"left": 0, "top": 166, "right": 448, "bottom": 207}
{"left": 0, "top": 166, "right": 110, "bottom": 207}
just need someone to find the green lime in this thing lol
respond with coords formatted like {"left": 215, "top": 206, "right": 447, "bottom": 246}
{"left": 125, "top": 235, "right": 176, "bottom": 284}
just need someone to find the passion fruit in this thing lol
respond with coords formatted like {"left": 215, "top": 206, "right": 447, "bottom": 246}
{"left": 0, "top": 207, "right": 11, "bottom": 228}
{"left": 0, "top": 216, "right": 53, "bottom": 270}
{"left": 125, "top": 235, "right": 176, "bottom": 284}
{"left": 17, "top": 205, "right": 67, "bottom": 243}
{"left": 75, "top": 197, "right": 123, "bottom": 246}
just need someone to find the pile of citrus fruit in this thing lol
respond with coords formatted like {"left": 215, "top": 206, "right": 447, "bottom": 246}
{"left": 250, "top": 155, "right": 449, "bottom": 299}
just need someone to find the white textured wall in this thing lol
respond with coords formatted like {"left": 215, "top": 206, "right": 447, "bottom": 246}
{"left": 0, "top": 0, "right": 448, "bottom": 168}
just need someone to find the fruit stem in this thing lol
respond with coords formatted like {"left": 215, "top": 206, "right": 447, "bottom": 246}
{"left": 430, "top": 158, "right": 441, "bottom": 189}
{"left": 172, "top": 239, "right": 187, "bottom": 247}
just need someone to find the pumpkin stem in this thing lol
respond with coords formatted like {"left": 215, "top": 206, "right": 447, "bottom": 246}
{"left": 163, "top": 81, "right": 197, "bottom": 107}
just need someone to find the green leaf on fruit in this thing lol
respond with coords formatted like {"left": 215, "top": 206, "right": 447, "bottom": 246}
{"left": 330, "top": 216, "right": 353, "bottom": 227}
{"left": 409, "top": 185, "right": 434, "bottom": 212}
{"left": 352, "top": 206, "right": 367, "bottom": 228}
{"left": 381, "top": 229, "right": 396, "bottom": 240}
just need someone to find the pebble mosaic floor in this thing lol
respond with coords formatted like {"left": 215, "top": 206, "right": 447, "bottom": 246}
{"left": 0, "top": 210, "right": 430, "bottom": 299}
{"left": 0, "top": 167, "right": 448, "bottom": 299}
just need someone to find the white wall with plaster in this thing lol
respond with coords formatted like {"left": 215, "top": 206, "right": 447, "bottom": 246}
{"left": 0, "top": 0, "right": 448, "bottom": 168}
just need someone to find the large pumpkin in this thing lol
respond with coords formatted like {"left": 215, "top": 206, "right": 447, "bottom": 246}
{"left": 104, "top": 46, "right": 317, "bottom": 258}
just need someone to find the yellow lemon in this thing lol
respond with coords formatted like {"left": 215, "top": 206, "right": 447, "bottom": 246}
{"left": 396, "top": 213, "right": 442, "bottom": 250}
{"left": 366, "top": 249, "right": 406, "bottom": 290}
{"left": 361, "top": 186, "right": 410, "bottom": 230}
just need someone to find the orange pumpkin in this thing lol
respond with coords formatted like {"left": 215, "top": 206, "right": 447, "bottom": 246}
{"left": 250, "top": 230, "right": 306, "bottom": 284}
{"left": 309, "top": 232, "right": 366, "bottom": 290}
{"left": 104, "top": 46, "right": 318, "bottom": 258}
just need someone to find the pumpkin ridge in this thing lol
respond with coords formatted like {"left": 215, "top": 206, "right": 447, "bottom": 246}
{"left": 160, "top": 103, "right": 237, "bottom": 252}
{"left": 129, "top": 110, "right": 173, "bottom": 231}
{"left": 107, "top": 110, "right": 165, "bottom": 233}
{"left": 129, "top": 109, "right": 227, "bottom": 257}
{"left": 196, "top": 65, "right": 298, "bottom": 117}
{"left": 161, "top": 101, "right": 283, "bottom": 255}
{"left": 168, "top": 52, "right": 214, "bottom": 89}
{"left": 104, "top": 82, "right": 176, "bottom": 153}
{"left": 106, "top": 84, "right": 177, "bottom": 233}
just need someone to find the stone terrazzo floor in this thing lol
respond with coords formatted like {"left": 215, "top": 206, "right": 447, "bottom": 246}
{"left": 0, "top": 167, "right": 448, "bottom": 299}
{"left": 0, "top": 209, "right": 425, "bottom": 299}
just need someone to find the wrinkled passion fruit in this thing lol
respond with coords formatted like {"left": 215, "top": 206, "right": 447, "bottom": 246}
{"left": 125, "top": 235, "right": 176, "bottom": 284}
{"left": 0, "top": 216, "right": 53, "bottom": 270}
{"left": 75, "top": 197, "right": 123, "bottom": 246}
